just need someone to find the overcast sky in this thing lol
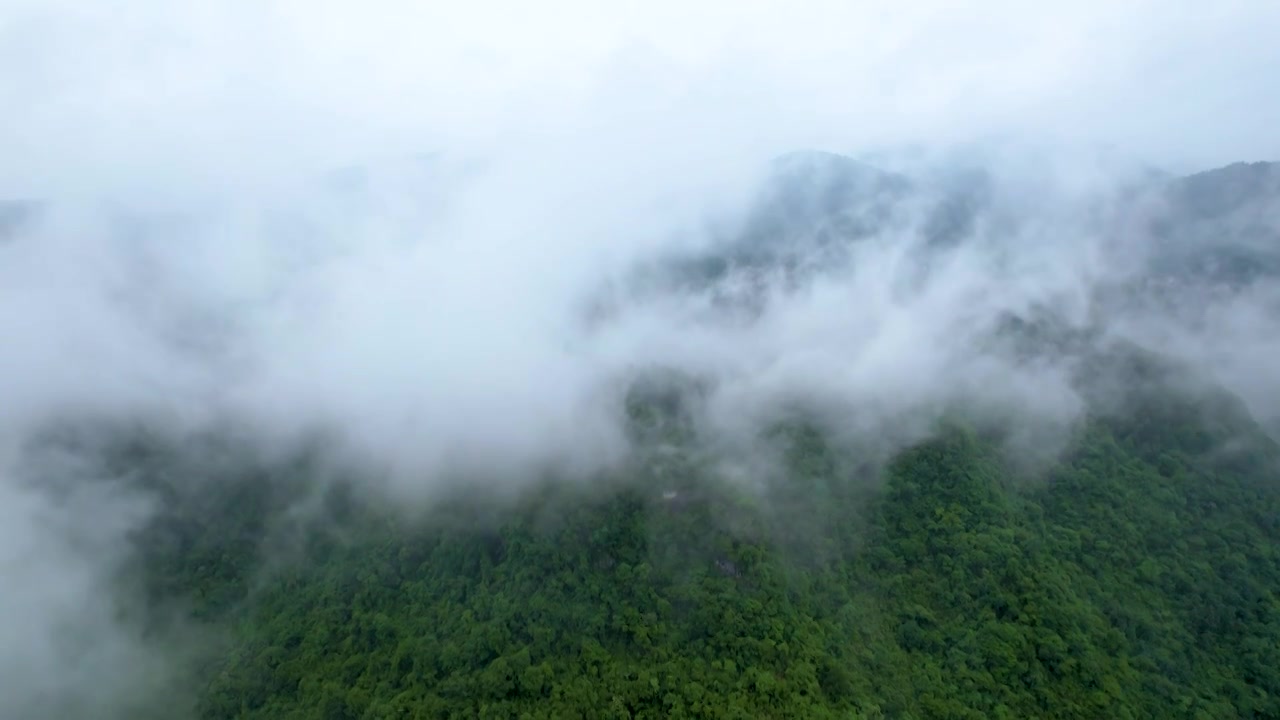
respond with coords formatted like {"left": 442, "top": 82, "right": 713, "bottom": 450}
{"left": 3, "top": 0, "right": 1279, "bottom": 198}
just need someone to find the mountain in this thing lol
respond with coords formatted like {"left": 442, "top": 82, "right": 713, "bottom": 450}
{"left": 629, "top": 152, "right": 1278, "bottom": 341}
{"left": 636, "top": 151, "right": 916, "bottom": 305}
{"left": 7, "top": 149, "right": 1280, "bottom": 718}
{"left": 1143, "top": 161, "right": 1280, "bottom": 288}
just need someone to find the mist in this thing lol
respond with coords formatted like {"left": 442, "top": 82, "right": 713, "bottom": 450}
{"left": 3, "top": 1, "right": 1280, "bottom": 716}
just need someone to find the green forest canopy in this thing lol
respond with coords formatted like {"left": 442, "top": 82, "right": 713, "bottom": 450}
{"left": 94, "top": 352, "right": 1280, "bottom": 720}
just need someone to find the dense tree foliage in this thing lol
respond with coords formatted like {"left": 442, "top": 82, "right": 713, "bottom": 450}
{"left": 104, "top": 366, "right": 1280, "bottom": 719}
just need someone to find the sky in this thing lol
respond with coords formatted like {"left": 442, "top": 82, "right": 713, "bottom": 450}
{"left": 1, "top": 3, "right": 1280, "bottom": 717}
{"left": 3, "top": 0, "right": 1279, "bottom": 200}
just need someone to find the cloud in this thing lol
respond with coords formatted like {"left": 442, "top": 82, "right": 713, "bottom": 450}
{"left": 2, "top": 0, "right": 1277, "bottom": 501}
{"left": 0, "top": 447, "right": 193, "bottom": 720}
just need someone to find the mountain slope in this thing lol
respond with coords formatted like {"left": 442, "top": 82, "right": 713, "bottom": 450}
{"left": 9, "top": 151, "right": 1280, "bottom": 719}
{"left": 92, "top": 360, "right": 1280, "bottom": 719}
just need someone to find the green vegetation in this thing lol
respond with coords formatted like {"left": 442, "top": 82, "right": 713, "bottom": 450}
{"left": 112, "top": 369, "right": 1280, "bottom": 719}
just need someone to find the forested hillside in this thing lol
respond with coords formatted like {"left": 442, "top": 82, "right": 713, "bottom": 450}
{"left": 98, "top": 353, "right": 1280, "bottom": 720}
{"left": 6, "top": 153, "right": 1270, "bottom": 719}
{"left": 9, "top": 153, "right": 1280, "bottom": 719}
